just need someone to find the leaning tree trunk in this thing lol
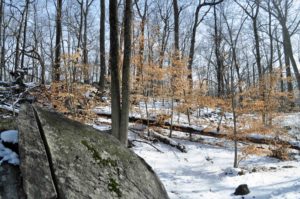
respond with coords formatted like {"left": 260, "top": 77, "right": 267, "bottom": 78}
{"left": 283, "top": 25, "right": 300, "bottom": 92}
{"left": 282, "top": 29, "right": 294, "bottom": 95}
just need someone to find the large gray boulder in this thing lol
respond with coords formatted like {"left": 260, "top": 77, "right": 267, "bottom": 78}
{"left": 17, "top": 105, "right": 57, "bottom": 199}
{"left": 18, "top": 104, "right": 169, "bottom": 199}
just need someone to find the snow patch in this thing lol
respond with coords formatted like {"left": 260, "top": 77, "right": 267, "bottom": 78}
{"left": 0, "top": 142, "right": 19, "bottom": 165}
{"left": 1, "top": 130, "right": 19, "bottom": 144}
{"left": 0, "top": 130, "right": 19, "bottom": 165}
{"left": 131, "top": 132, "right": 300, "bottom": 199}
{"left": 92, "top": 124, "right": 111, "bottom": 131}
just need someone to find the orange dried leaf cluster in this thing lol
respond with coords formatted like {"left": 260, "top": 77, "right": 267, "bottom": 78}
{"left": 33, "top": 82, "right": 104, "bottom": 123}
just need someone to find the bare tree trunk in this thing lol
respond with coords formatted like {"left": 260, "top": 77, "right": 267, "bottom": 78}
{"left": 250, "top": 3, "right": 267, "bottom": 123}
{"left": 83, "top": 5, "right": 89, "bottom": 83}
{"left": 169, "top": 97, "right": 174, "bottom": 138}
{"left": 99, "top": 0, "right": 106, "bottom": 94}
{"left": 38, "top": 46, "right": 46, "bottom": 84}
{"left": 282, "top": 31, "right": 294, "bottom": 95}
{"left": 0, "top": 24, "right": 5, "bottom": 81}
{"left": 253, "top": 19, "right": 262, "bottom": 81}
{"left": 213, "top": 5, "right": 224, "bottom": 97}
{"left": 0, "top": 0, "right": 3, "bottom": 81}
{"left": 283, "top": 25, "right": 300, "bottom": 92}
{"left": 53, "top": 0, "right": 62, "bottom": 81}
{"left": 275, "top": 32, "right": 284, "bottom": 92}
{"left": 172, "top": 0, "right": 179, "bottom": 54}
{"left": 46, "top": 2, "right": 55, "bottom": 75}
{"left": 82, "top": 0, "right": 95, "bottom": 83}
{"left": 119, "top": 0, "right": 133, "bottom": 146}
{"left": 21, "top": 0, "right": 30, "bottom": 69}
{"left": 187, "top": 6, "right": 200, "bottom": 90}
{"left": 158, "top": 16, "right": 170, "bottom": 69}
{"left": 187, "top": 0, "right": 224, "bottom": 90}
{"left": 230, "top": 55, "right": 238, "bottom": 168}
{"left": 134, "top": 0, "right": 148, "bottom": 83}
{"left": 73, "top": 0, "right": 84, "bottom": 82}
{"left": 110, "top": 0, "right": 121, "bottom": 139}
{"left": 14, "top": 6, "right": 27, "bottom": 72}
{"left": 169, "top": 0, "right": 180, "bottom": 138}
{"left": 223, "top": 10, "right": 246, "bottom": 98}
{"left": 266, "top": 0, "right": 300, "bottom": 96}
{"left": 267, "top": 4, "right": 274, "bottom": 74}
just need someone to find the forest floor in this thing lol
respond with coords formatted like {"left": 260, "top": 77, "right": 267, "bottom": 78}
{"left": 1, "top": 83, "right": 300, "bottom": 199}
{"left": 131, "top": 129, "right": 300, "bottom": 199}
{"left": 93, "top": 102, "right": 300, "bottom": 199}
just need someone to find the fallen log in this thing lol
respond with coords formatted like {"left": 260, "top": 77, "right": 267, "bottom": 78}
{"left": 96, "top": 112, "right": 300, "bottom": 151}
{"left": 0, "top": 81, "right": 10, "bottom": 87}
{"left": 150, "top": 129, "right": 187, "bottom": 153}
{"left": 0, "top": 103, "right": 19, "bottom": 114}
{"left": 129, "top": 127, "right": 186, "bottom": 153}
{"left": 131, "top": 139, "right": 164, "bottom": 153}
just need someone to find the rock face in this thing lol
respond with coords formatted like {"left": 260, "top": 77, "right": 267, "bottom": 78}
{"left": 17, "top": 105, "right": 57, "bottom": 199}
{"left": 18, "top": 104, "right": 169, "bottom": 199}
{"left": 0, "top": 118, "right": 16, "bottom": 131}
{"left": 234, "top": 184, "right": 250, "bottom": 195}
{"left": 0, "top": 163, "right": 25, "bottom": 199}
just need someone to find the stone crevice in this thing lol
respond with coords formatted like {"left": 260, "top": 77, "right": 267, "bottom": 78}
{"left": 32, "top": 106, "right": 60, "bottom": 199}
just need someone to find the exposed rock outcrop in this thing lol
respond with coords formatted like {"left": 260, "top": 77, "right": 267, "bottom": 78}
{"left": 17, "top": 104, "right": 169, "bottom": 199}
{"left": 17, "top": 105, "right": 57, "bottom": 199}
{"left": 0, "top": 163, "right": 25, "bottom": 199}
{"left": 0, "top": 118, "right": 16, "bottom": 131}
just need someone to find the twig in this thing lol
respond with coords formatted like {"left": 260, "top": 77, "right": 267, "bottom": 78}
{"left": 131, "top": 139, "right": 164, "bottom": 153}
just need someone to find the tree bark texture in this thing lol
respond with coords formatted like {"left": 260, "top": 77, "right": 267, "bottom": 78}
{"left": 109, "top": 0, "right": 121, "bottom": 139}
{"left": 53, "top": 0, "right": 62, "bottom": 81}
{"left": 99, "top": 0, "right": 106, "bottom": 94}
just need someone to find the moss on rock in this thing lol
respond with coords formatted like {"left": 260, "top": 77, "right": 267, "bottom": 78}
{"left": 81, "top": 140, "right": 117, "bottom": 167}
{"left": 108, "top": 177, "right": 122, "bottom": 198}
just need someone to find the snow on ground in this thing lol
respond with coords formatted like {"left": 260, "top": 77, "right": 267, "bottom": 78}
{"left": 127, "top": 109, "right": 300, "bottom": 199}
{"left": 273, "top": 112, "right": 300, "bottom": 148}
{"left": 91, "top": 124, "right": 111, "bottom": 131}
{"left": 1, "top": 130, "right": 18, "bottom": 144}
{"left": 94, "top": 103, "right": 229, "bottom": 130}
{"left": 275, "top": 112, "right": 300, "bottom": 140}
{"left": 131, "top": 135, "right": 300, "bottom": 199}
{"left": 0, "top": 130, "right": 19, "bottom": 165}
{"left": 0, "top": 142, "right": 19, "bottom": 165}
{"left": 0, "top": 104, "right": 19, "bottom": 113}
{"left": 92, "top": 104, "right": 300, "bottom": 199}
